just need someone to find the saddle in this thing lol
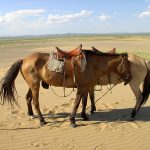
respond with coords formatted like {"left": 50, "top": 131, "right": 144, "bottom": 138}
{"left": 56, "top": 44, "right": 82, "bottom": 58}
{"left": 48, "top": 44, "right": 87, "bottom": 73}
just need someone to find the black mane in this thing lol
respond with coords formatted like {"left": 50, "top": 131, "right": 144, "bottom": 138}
{"left": 82, "top": 49, "right": 128, "bottom": 57}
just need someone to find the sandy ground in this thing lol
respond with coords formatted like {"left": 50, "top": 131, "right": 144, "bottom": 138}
{"left": 0, "top": 38, "right": 150, "bottom": 150}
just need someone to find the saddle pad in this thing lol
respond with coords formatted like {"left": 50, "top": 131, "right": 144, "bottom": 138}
{"left": 48, "top": 50, "right": 64, "bottom": 73}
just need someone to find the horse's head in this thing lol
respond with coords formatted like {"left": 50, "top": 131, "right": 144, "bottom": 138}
{"left": 117, "top": 53, "right": 132, "bottom": 85}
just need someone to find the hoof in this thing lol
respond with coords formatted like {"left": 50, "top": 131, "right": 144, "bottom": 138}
{"left": 40, "top": 121, "right": 47, "bottom": 126}
{"left": 30, "top": 115, "right": 36, "bottom": 119}
{"left": 70, "top": 123, "right": 77, "bottom": 128}
{"left": 83, "top": 116, "right": 89, "bottom": 121}
{"left": 90, "top": 110, "right": 95, "bottom": 114}
{"left": 129, "top": 117, "right": 135, "bottom": 122}
{"left": 81, "top": 113, "right": 89, "bottom": 121}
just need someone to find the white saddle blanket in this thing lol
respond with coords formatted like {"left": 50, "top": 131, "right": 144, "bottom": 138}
{"left": 48, "top": 51, "right": 64, "bottom": 73}
{"left": 48, "top": 50, "right": 87, "bottom": 73}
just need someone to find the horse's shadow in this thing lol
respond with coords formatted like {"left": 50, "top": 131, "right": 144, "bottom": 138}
{"left": 1, "top": 106, "right": 149, "bottom": 130}
{"left": 46, "top": 106, "right": 150, "bottom": 124}
{"left": 87, "top": 106, "right": 150, "bottom": 122}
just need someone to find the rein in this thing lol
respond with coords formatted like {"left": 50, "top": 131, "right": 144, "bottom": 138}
{"left": 86, "top": 55, "right": 129, "bottom": 111}
{"left": 120, "top": 54, "right": 131, "bottom": 79}
{"left": 120, "top": 56, "right": 127, "bottom": 75}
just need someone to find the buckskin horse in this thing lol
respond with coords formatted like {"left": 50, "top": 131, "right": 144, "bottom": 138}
{"left": 0, "top": 45, "right": 131, "bottom": 127}
{"left": 85, "top": 47, "right": 150, "bottom": 122}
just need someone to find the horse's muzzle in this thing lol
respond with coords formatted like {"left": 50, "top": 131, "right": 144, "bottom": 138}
{"left": 124, "top": 75, "right": 132, "bottom": 85}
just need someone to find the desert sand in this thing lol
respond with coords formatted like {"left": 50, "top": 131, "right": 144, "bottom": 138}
{"left": 0, "top": 36, "right": 150, "bottom": 150}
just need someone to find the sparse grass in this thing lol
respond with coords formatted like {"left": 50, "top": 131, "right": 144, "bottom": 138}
{"left": 118, "top": 50, "right": 150, "bottom": 60}
{"left": 0, "top": 34, "right": 150, "bottom": 45}
{"left": 0, "top": 34, "right": 150, "bottom": 60}
{"left": 133, "top": 52, "right": 150, "bottom": 60}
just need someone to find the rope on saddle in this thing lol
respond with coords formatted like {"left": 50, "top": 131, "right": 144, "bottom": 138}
{"left": 94, "top": 86, "right": 102, "bottom": 91}
{"left": 49, "top": 85, "right": 74, "bottom": 97}
{"left": 94, "top": 73, "right": 112, "bottom": 92}
{"left": 49, "top": 58, "right": 76, "bottom": 97}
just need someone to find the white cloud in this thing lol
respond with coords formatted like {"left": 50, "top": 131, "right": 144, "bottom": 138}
{"left": 0, "top": 9, "right": 46, "bottom": 23}
{"left": 47, "top": 10, "right": 93, "bottom": 24}
{"left": 0, "top": 9, "right": 92, "bottom": 24}
{"left": 139, "top": 11, "right": 150, "bottom": 18}
{"left": 0, "top": 9, "right": 93, "bottom": 35}
{"left": 138, "top": 4, "right": 150, "bottom": 18}
{"left": 98, "top": 13, "right": 111, "bottom": 21}
{"left": 0, "top": 16, "right": 3, "bottom": 22}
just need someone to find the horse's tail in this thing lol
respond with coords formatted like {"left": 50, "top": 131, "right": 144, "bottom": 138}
{"left": 0, "top": 59, "right": 23, "bottom": 106}
{"left": 140, "top": 61, "right": 150, "bottom": 106}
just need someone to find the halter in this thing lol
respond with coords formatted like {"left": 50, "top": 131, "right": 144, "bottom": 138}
{"left": 118, "top": 54, "right": 131, "bottom": 84}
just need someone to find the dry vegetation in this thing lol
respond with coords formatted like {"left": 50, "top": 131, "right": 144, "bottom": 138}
{"left": 1, "top": 34, "right": 150, "bottom": 60}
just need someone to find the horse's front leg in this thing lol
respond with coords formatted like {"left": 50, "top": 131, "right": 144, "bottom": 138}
{"left": 129, "top": 82, "right": 143, "bottom": 121}
{"left": 89, "top": 89, "right": 96, "bottom": 113}
{"left": 81, "top": 93, "right": 89, "bottom": 121}
{"left": 70, "top": 94, "right": 82, "bottom": 128}
{"left": 26, "top": 88, "right": 34, "bottom": 117}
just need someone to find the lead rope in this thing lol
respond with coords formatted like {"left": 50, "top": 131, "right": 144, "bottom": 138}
{"left": 89, "top": 55, "right": 130, "bottom": 109}
{"left": 86, "top": 77, "right": 121, "bottom": 110}
{"left": 49, "top": 77, "right": 121, "bottom": 127}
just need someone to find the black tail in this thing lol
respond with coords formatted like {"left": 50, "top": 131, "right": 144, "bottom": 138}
{"left": 140, "top": 70, "right": 150, "bottom": 106}
{"left": 0, "top": 59, "right": 23, "bottom": 105}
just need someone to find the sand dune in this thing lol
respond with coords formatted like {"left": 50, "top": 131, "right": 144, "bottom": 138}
{"left": 0, "top": 38, "right": 150, "bottom": 150}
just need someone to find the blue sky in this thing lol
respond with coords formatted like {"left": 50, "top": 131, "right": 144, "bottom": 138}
{"left": 0, "top": 0, "right": 150, "bottom": 36}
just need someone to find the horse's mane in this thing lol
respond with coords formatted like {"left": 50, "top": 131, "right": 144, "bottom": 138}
{"left": 82, "top": 49, "right": 128, "bottom": 57}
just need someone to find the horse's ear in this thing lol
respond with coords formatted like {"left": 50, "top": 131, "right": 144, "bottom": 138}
{"left": 77, "top": 44, "right": 82, "bottom": 50}
{"left": 112, "top": 48, "right": 116, "bottom": 53}
{"left": 55, "top": 47, "right": 62, "bottom": 51}
{"left": 92, "top": 46, "right": 98, "bottom": 51}
{"left": 107, "top": 48, "right": 116, "bottom": 54}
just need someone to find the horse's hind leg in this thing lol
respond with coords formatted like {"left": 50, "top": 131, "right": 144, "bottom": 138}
{"left": 21, "top": 58, "right": 47, "bottom": 126}
{"left": 26, "top": 88, "right": 34, "bottom": 117}
{"left": 31, "top": 84, "right": 47, "bottom": 126}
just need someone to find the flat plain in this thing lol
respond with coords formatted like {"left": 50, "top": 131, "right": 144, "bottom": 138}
{"left": 0, "top": 34, "right": 150, "bottom": 150}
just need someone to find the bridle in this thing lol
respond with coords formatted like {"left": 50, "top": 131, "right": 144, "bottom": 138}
{"left": 118, "top": 54, "right": 132, "bottom": 84}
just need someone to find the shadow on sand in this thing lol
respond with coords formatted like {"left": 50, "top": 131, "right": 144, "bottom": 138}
{"left": 1, "top": 106, "right": 150, "bottom": 130}
{"left": 47, "top": 106, "right": 150, "bottom": 122}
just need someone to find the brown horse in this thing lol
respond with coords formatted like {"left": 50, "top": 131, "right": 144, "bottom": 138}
{"left": 0, "top": 45, "right": 131, "bottom": 127}
{"left": 85, "top": 47, "right": 150, "bottom": 121}
{"left": 81, "top": 47, "right": 116, "bottom": 114}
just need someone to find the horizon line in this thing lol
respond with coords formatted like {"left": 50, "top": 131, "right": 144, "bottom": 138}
{"left": 0, "top": 32, "right": 150, "bottom": 38}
